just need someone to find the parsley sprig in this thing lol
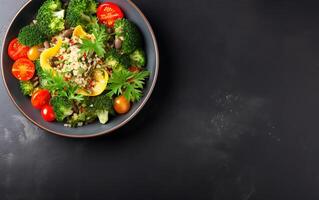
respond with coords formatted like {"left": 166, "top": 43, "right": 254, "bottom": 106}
{"left": 80, "top": 24, "right": 109, "bottom": 58}
{"left": 36, "top": 63, "right": 84, "bottom": 101}
{"left": 107, "top": 69, "right": 150, "bottom": 102}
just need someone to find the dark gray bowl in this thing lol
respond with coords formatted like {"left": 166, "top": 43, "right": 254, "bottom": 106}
{"left": 1, "top": 0, "right": 159, "bottom": 138}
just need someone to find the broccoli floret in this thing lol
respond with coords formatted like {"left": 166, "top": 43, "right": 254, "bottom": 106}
{"left": 86, "top": 95, "right": 114, "bottom": 124}
{"left": 65, "top": 0, "right": 97, "bottom": 28}
{"left": 20, "top": 81, "right": 34, "bottom": 96}
{"left": 105, "top": 49, "right": 130, "bottom": 70}
{"left": 66, "top": 110, "right": 96, "bottom": 127}
{"left": 104, "top": 49, "right": 120, "bottom": 69}
{"left": 64, "top": 96, "right": 97, "bottom": 127}
{"left": 130, "top": 49, "right": 146, "bottom": 67}
{"left": 35, "top": 60, "right": 42, "bottom": 74}
{"left": 66, "top": 112, "right": 86, "bottom": 127}
{"left": 119, "top": 54, "right": 131, "bottom": 68}
{"left": 50, "top": 96, "right": 73, "bottom": 122}
{"left": 114, "top": 19, "right": 142, "bottom": 54}
{"left": 18, "top": 25, "right": 47, "bottom": 47}
{"left": 36, "top": 0, "right": 65, "bottom": 37}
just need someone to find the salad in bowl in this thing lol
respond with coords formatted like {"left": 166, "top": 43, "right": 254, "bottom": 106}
{"left": 7, "top": 0, "right": 150, "bottom": 128}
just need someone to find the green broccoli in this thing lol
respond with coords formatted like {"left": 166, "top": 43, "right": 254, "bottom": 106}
{"left": 119, "top": 54, "right": 131, "bottom": 68}
{"left": 130, "top": 49, "right": 146, "bottom": 67}
{"left": 105, "top": 49, "right": 130, "bottom": 70}
{"left": 18, "top": 24, "right": 47, "bottom": 47}
{"left": 50, "top": 96, "right": 73, "bottom": 122}
{"left": 20, "top": 81, "right": 34, "bottom": 96}
{"left": 86, "top": 95, "right": 114, "bottom": 124}
{"left": 35, "top": 60, "right": 42, "bottom": 74}
{"left": 104, "top": 49, "right": 120, "bottom": 68}
{"left": 66, "top": 112, "right": 86, "bottom": 127}
{"left": 36, "top": 0, "right": 65, "bottom": 37}
{"left": 66, "top": 110, "right": 96, "bottom": 127}
{"left": 65, "top": 0, "right": 97, "bottom": 28}
{"left": 114, "top": 19, "right": 142, "bottom": 54}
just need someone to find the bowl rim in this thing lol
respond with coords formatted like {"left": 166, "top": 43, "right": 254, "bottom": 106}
{"left": 1, "top": 0, "right": 159, "bottom": 138}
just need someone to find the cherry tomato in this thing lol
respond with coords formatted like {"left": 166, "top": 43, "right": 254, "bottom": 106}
{"left": 128, "top": 66, "right": 140, "bottom": 73}
{"left": 41, "top": 105, "right": 56, "bottom": 122}
{"left": 8, "top": 38, "right": 30, "bottom": 61}
{"left": 27, "top": 46, "right": 40, "bottom": 61}
{"left": 114, "top": 95, "right": 131, "bottom": 114}
{"left": 12, "top": 58, "right": 35, "bottom": 81}
{"left": 97, "top": 2, "right": 124, "bottom": 27}
{"left": 31, "top": 89, "right": 51, "bottom": 110}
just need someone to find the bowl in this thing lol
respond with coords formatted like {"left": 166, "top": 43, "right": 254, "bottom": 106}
{"left": 1, "top": 0, "right": 159, "bottom": 138}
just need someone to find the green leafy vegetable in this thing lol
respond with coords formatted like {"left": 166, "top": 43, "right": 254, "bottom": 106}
{"left": 86, "top": 94, "right": 114, "bottom": 124}
{"left": 130, "top": 49, "right": 146, "bottom": 67}
{"left": 50, "top": 96, "right": 73, "bottom": 122}
{"left": 66, "top": 112, "right": 87, "bottom": 127}
{"left": 36, "top": 0, "right": 65, "bottom": 37}
{"left": 18, "top": 24, "right": 47, "bottom": 46}
{"left": 66, "top": 110, "right": 96, "bottom": 127}
{"left": 80, "top": 24, "right": 108, "bottom": 57}
{"left": 20, "top": 81, "right": 34, "bottom": 96}
{"left": 114, "top": 19, "right": 142, "bottom": 54}
{"left": 36, "top": 62, "right": 84, "bottom": 102}
{"left": 104, "top": 49, "right": 130, "bottom": 70}
{"left": 119, "top": 54, "right": 131, "bottom": 68}
{"left": 107, "top": 69, "right": 150, "bottom": 102}
{"left": 65, "top": 0, "right": 97, "bottom": 28}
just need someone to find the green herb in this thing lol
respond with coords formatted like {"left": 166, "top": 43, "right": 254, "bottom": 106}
{"left": 38, "top": 68, "right": 84, "bottom": 102}
{"left": 107, "top": 69, "right": 150, "bottom": 102}
{"left": 80, "top": 24, "right": 108, "bottom": 57}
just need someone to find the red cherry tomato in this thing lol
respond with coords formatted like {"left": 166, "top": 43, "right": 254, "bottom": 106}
{"left": 41, "top": 105, "right": 56, "bottom": 122}
{"left": 114, "top": 95, "right": 131, "bottom": 114}
{"left": 31, "top": 89, "right": 51, "bottom": 110}
{"left": 12, "top": 58, "right": 35, "bottom": 81}
{"left": 8, "top": 38, "right": 30, "bottom": 61}
{"left": 97, "top": 2, "right": 124, "bottom": 27}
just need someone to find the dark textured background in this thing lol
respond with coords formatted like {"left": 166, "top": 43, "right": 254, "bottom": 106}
{"left": 1, "top": 0, "right": 319, "bottom": 199}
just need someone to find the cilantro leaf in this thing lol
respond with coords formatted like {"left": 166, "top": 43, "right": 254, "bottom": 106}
{"left": 38, "top": 67, "right": 84, "bottom": 102}
{"left": 107, "top": 69, "right": 150, "bottom": 102}
{"left": 80, "top": 24, "right": 108, "bottom": 57}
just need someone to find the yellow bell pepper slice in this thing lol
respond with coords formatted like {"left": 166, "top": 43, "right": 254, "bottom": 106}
{"left": 72, "top": 25, "right": 93, "bottom": 40}
{"left": 40, "top": 37, "right": 62, "bottom": 71}
{"left": 77, "top": 69, "right": 109, "bottom": 96}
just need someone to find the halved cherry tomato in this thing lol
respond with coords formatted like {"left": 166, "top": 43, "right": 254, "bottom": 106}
{"left": 12, "top": 58, "right": 35, "bottom": 81}
{"left": 8, "top": 38, "right": 30, "bottom": 61}
{"left": 97, "top": 2, "right": 124, "bottom": 27}
{"left": 114, "top": 95, "right": 131, "bottom": 114}
{"left": 27, "top": 46, "right": 40, "bottom": 61}
{"left": 41, "top": 105, "right": 56, "bottom": 122}
{"left": 31, "top": 89, "right": 51, "bottom": 110}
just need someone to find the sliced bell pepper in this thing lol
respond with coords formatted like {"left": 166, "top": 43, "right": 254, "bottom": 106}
{"left": 72, "top": 25, "right": 93, "bottom": 40}
{"left": 77, "top": 69, "right": 109, "bottom": 96}
{"left": 40, "top": 37, "right": 62, "bottom": 71}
